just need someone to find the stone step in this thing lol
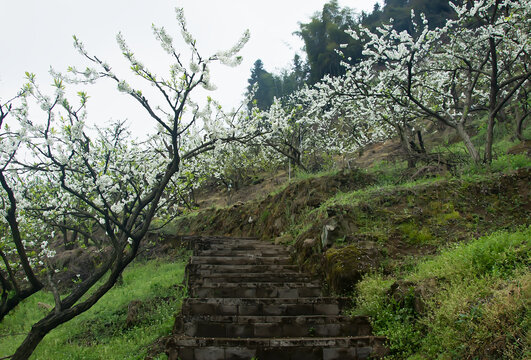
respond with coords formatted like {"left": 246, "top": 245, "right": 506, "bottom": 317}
{"left": 203, "top": 243, "right": 285, "bottom": 251}
{"left": 190, "top": 256, "right": 292, "bottom": 265}
{"left": 189, "top": 283, "right": 322, "bottom": 298}
{"left": 166, "top": 336, "right": 388, "bottom": 360}
{"left": 182, "top": 298, "right": 351, "bottom": 317}
{"left": 167, "top": 235, "right": 387, "bottom": 359}
{"left": 196, "top": 236, "right": 260, "bottom": 241}
{"left": 195, "top": 249, "right": 288, "bottom": 257}
{"left": 177, "top": 315, "right": 372, "bottom": 338}
{"left": 189, "top": 273, "right": 316, "bottom": 285}
{"left": 191, "top": 238, "right": 270, "bottom": 246}
{"left": 186, "top": 264, "right": 300, "bottom": 275}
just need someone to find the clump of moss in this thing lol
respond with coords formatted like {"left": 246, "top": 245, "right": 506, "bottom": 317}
{"left": 325, "top": 245, "right": 362, "bottom": 293}
{"left": 324, "top": 244, "right": 381, "bottom": 293}
{"left": 398, "top": 221, "right": 434, "bottom": 245}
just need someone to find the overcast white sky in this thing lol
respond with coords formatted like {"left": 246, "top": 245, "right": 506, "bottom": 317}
{"left": 0, "top": 0, "right": 380, "bottom": 137}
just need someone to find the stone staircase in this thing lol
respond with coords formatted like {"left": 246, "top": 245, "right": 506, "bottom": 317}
{"left": 165, "top": 236, "right": 386, "bottom": 360}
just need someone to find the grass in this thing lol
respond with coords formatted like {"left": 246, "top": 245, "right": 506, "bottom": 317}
{"left": 292, "top": 168, "right": 340, "bottom": 181}
{"left": 366, "top": 160, "right": 409, "bottom": 185}
{"left": 351, "top": 226, "right": 530, "bottom": 359}
{"left": 409, "top": 226, "right": 530, "bottom": 282}
{"left": 320, "top": 175, "right": 443, "bottom": 209}
{"left": 0, "top": 258, "right": 187, "bottom": 360}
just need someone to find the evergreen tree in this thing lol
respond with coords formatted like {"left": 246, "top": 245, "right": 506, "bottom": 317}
{"left": 247, "top": 59, "right": 276, "bottom": 110}
{"left": 296, "top": 0, "right": 456, "bottom": 84}
{"left": 297, "top": 0, "right": 360, "bottom": 84}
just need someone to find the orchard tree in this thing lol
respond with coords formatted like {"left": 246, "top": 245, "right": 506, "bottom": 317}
{"left": 511, "top": 84, "right": 530, "bottom": 141}
{"left": 1, "top": 8, "right": 253, "bottom": 359}
{"left": 346, "top": 0, "right": 530, "bottom": 164}
{"left": 249, "top": 83, "right": 362, "bottom": 173}
{"left": 259, "top": 98, "right": 308, "bottom": 171}
{"left": 0, "top": 91, "right": 45, "bottom": 322}
{"left": 456, "top": 0, "right": 531, "bottom": 162}
{"left": 311, "top": 63, "right": 422, "bottom": 167}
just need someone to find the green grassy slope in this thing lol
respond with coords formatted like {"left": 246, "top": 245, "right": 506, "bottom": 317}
{"left": 2, "top": 134, "right": 529, "bottom": 359}
{"left": 0, "top": 259, "right": 186, "bottom": 360}
{"left": 352, "top": 227, "right": 530, "bottom": 359}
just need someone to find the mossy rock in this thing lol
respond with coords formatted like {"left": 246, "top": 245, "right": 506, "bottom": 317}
{"left": 324, "top": 243, "right": 380, "bottom": 294}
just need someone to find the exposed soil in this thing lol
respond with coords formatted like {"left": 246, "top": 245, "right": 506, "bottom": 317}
{"left": 168, "top": 169, "right": 375, "bottom": 240}
{"left": 195, "top": 171, "right": 290, "bottom": 209}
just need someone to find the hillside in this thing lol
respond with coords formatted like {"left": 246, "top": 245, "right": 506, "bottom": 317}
{"left": 1, "top": 138, "right": 529, "bottom": 359}
{"left": 158, "top": 152, "right": 530, "bottom": 359}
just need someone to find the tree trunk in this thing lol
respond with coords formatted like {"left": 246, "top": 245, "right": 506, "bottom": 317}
{"left": 71, "top": 231, "right": 79, "bottom": 247}
{"left": 0, "top": 172, "right": 43, "bottom": 290}
{"left": 456, "top": 123, "right": 481, "bottom": 164}
{"left": 515, "top": 110, "right": 528, "bottom": 141}
{"left": 10, "top": 324, "right": 48, "bottom": 360}
{"left": 484, "top": 113, "right": 496, "bottom": 164}
{"left": 417, "top": 130, "right": 426, "bottom": 153}
{"left": 0, "top": 250, "right": 42, "bottom": 322}
{"left": 62, "top": 228, "right": 73, "bottom": 251}
{"left": 485, "top": 35, "right": 499, "bottom": 165}
{"left": 10, "top": 253, "right": 129, "bottom": 358}
{"left": 397, "top": 124, "right": 417, "bottom": 168}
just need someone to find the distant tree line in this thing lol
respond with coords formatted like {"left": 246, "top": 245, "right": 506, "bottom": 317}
{"left": 246, "top": 0, "right": 457, "bottom": 109}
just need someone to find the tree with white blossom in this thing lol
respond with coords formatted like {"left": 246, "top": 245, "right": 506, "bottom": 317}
{"left": 247, "top": 83, "right": 365, "bottom": 173}
{"left": 0, "top": 90, "right": 46, "bottom": 323}
{"left": 344, "top": 0, "right": 530, "bottom": 164}
{"left": 310, "top": 66, "right": 423, "bottom": 168}
{"left": 1, "top": 7, "right": 253, "bottom": 359}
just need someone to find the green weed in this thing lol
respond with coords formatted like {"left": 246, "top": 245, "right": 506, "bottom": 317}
{"left": 0, "top": 259, "right": 187, "bottom": 359}
{"left": 398, "top": 222, "right": 433, "bottom": 245}
{"left": 409, "top": 226, "right": 530, "bottom": 282}
{"left": 351, "top": 227, "right": 530, "bottom": 359}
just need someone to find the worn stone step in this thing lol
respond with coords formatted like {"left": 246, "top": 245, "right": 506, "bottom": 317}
{"left": 186, "top": 264, "right": 300, "bottom": 275}
{"left": 178, "top": 315, "right": 372, "bottom": 338}
{"left": 204, "top": 243, "right": 285, "bottom": 251}
{"left": 166, "top": 336, "right": 388, "bottom": 360}
{"left": 182, "top": 298, "right": 351, "bottom": 317}
{"left": 189, "top": 273, "right": 316, "bottom": 285}
{"left": 194, "top": 236, "right": 260, "bottom": 241}
{"left": 189, "top": 283, "right": 322, "bottom": 298}
{"left": 196, "top": 239, "right": 278, "bottom": 245}
{"left": 195, "top": 249, "right": 288, "bottom": 257}
{"left": 192, "top": 243, "right": 278, "bottom": 252}
{"left": 167, "top": 235, "right": 387, "bottom": 359}
{"left": 190, "top": 239, "right": 275, "bottom": 252}
{"left": 191, "top": 238, "right": 270, "bottom": 246}
{"left": 190, "top": 256, "right": 292, "bottom": 265}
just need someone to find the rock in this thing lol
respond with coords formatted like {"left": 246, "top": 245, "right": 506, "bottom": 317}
{"left": 273, "top": 218, "right": 284, "bottom": 231}
{"left": 324, "top": 244, "right": 380, "bottom": 293}
{"left": 321, "top": 218, "right": 340, "bottom": 250}
{"left": 38, "top": 302, "right": 53, "bottom": 310}
{"left": 302, "top": 238, "right": 318, "bottom": 249}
